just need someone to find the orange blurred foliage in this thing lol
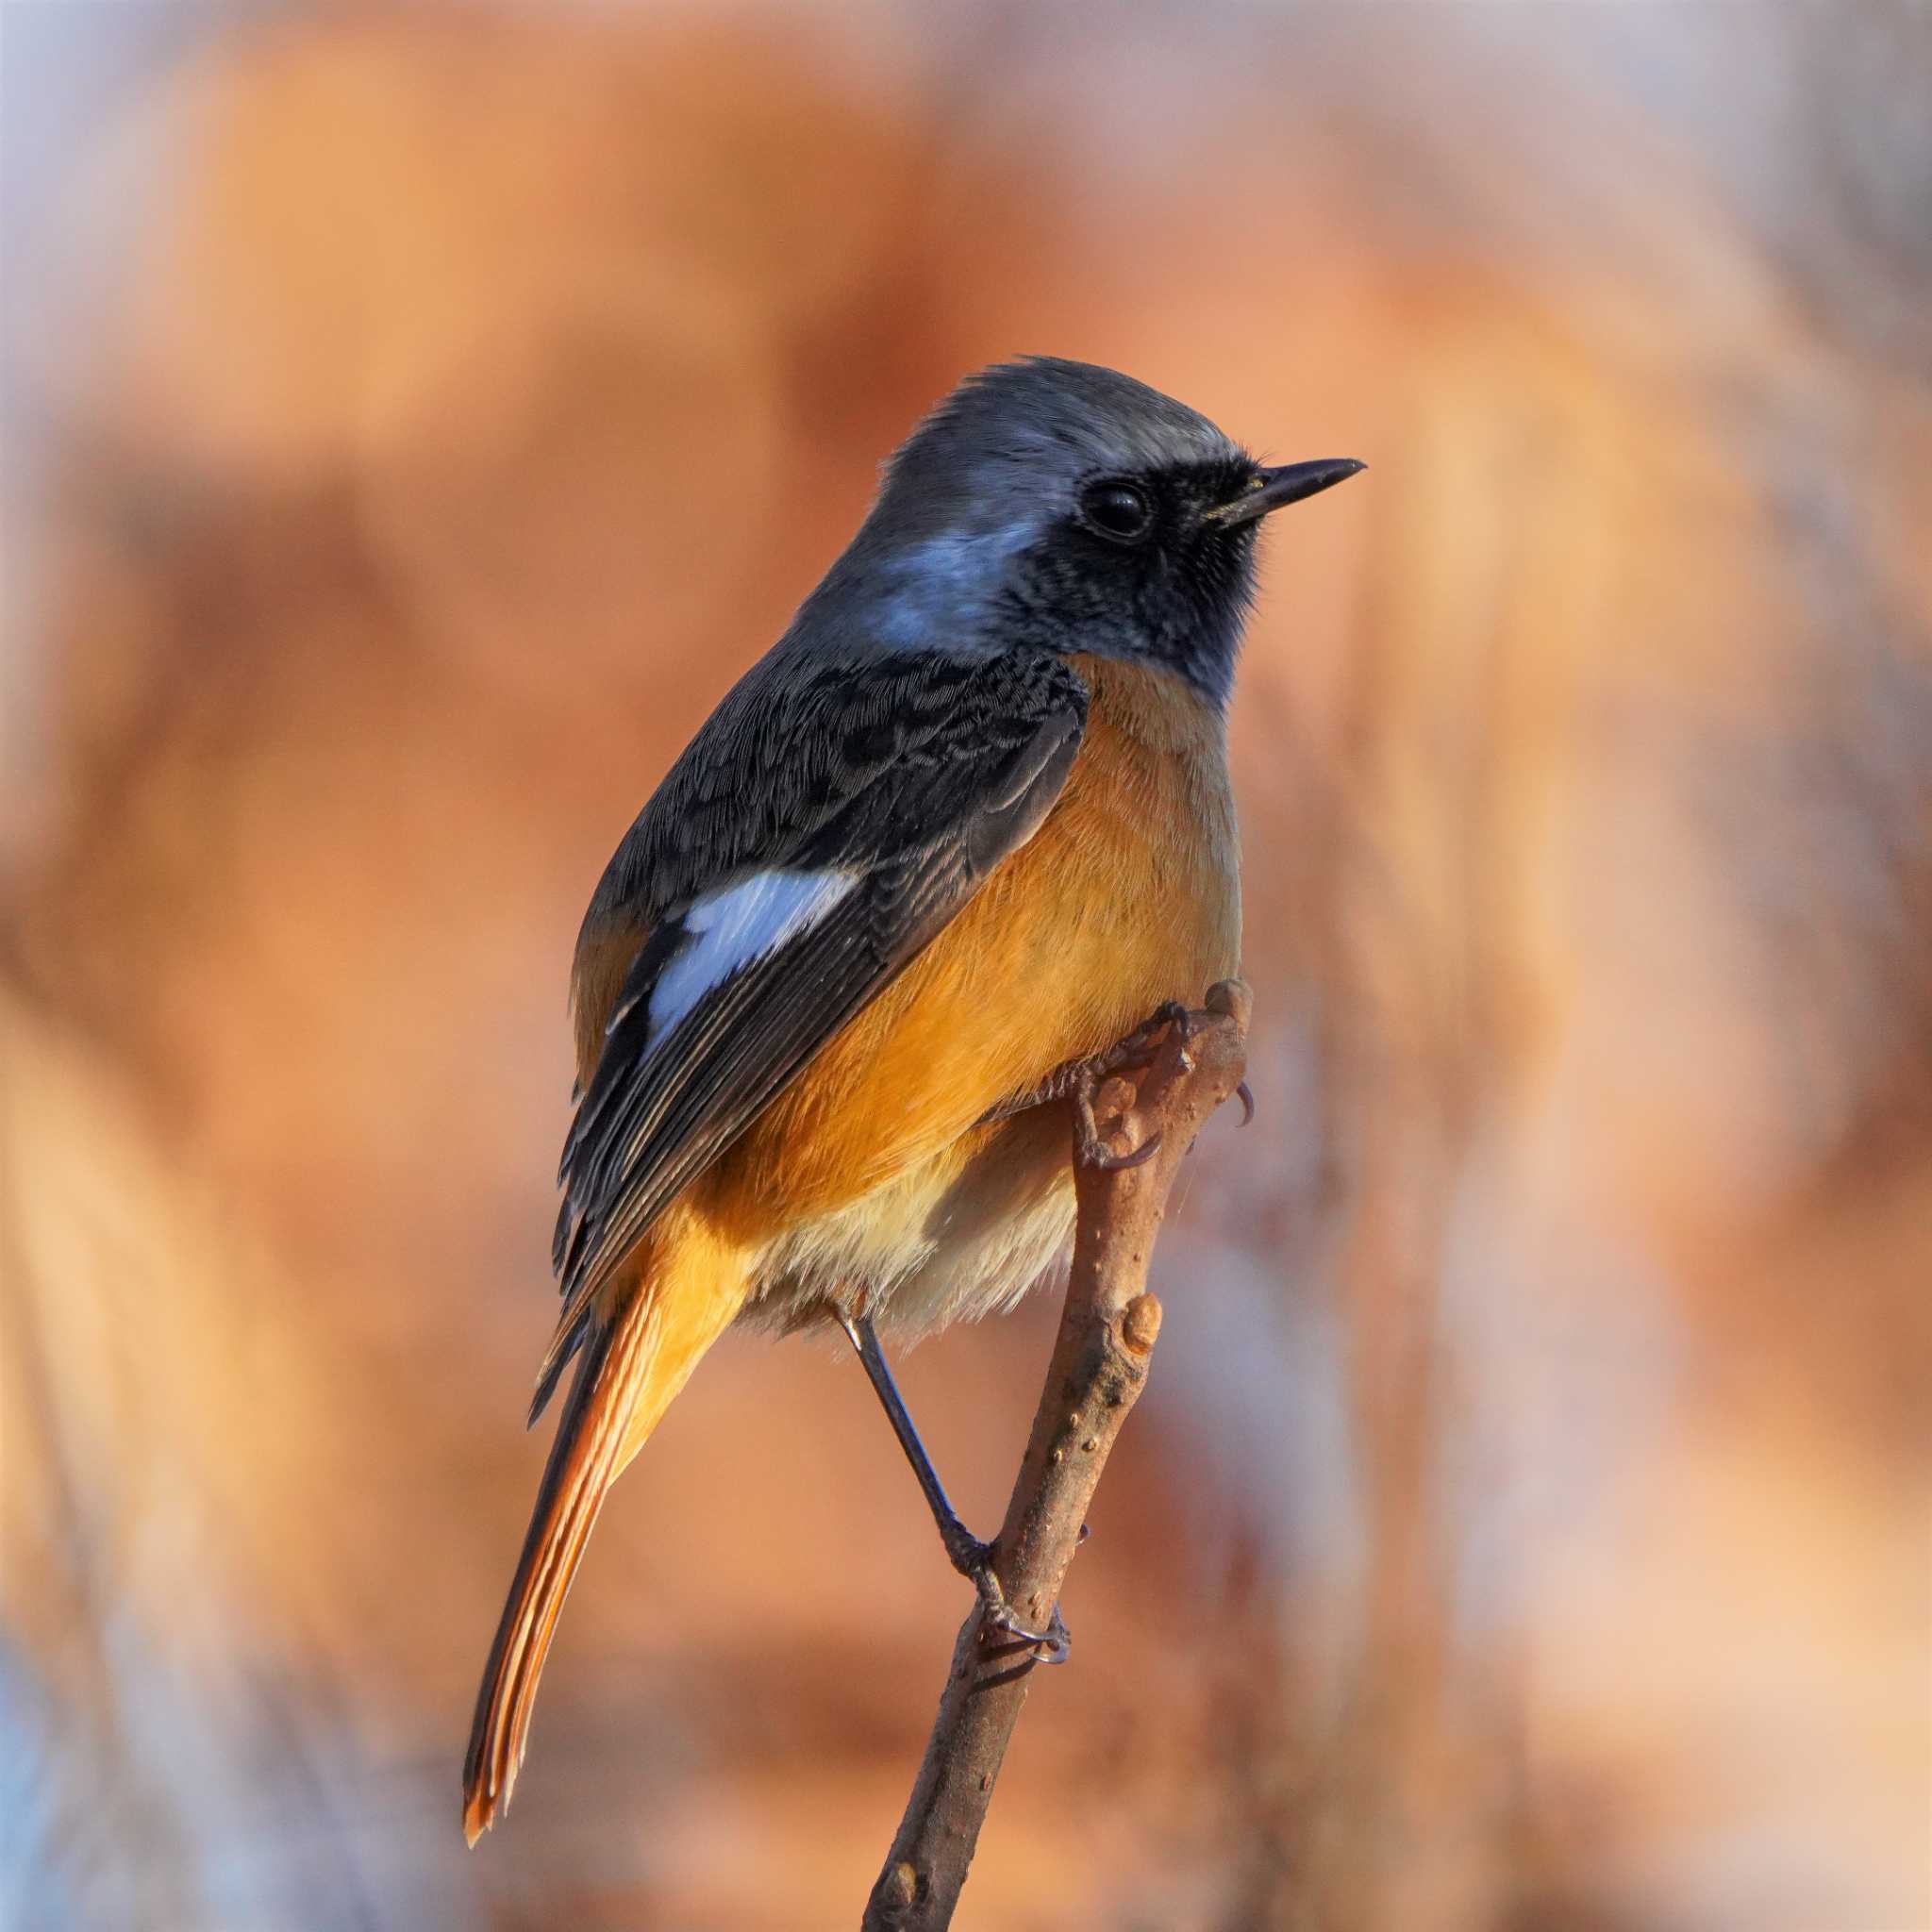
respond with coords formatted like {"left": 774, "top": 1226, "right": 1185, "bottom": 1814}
{"left": 3, "top": 6, "right": 1927, "bottom": 1927}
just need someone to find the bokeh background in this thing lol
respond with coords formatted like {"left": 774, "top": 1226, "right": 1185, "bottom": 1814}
{"left": 4, "top": 4, "right": 1929, "bottom": 1928}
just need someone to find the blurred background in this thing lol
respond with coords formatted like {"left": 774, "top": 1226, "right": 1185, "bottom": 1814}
{"left": 4, "top": 4, "right": 1928, "bottom": 1927}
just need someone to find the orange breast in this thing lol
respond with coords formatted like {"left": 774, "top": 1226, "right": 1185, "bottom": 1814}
{"left": 697, "top": 655, "right": 1241, "bottom": 1242}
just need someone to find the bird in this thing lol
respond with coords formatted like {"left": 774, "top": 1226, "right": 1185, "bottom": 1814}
{"left": 461, "top": 356, "right": 1360, "bottom": 1840}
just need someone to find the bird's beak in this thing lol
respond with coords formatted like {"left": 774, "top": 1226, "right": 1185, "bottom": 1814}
{"left": 1207, "top": 458, "right": 1365, "bottom": 526}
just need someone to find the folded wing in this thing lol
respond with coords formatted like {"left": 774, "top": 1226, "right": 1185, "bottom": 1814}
{"left": 534, "top": 648, "right": 1089, "bottom": 1416}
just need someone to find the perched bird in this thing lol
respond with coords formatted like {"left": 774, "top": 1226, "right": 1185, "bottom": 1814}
{"left": 462, "top": 357, "right": 1360, "bottom": 1840}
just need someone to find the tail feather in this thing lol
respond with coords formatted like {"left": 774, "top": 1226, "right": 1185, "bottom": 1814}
{"left": 462, "top": 1230, "right": 745, "bottom": 1844}
{"left": 462, "top": 1307, "right": 643, "bottom": 1843}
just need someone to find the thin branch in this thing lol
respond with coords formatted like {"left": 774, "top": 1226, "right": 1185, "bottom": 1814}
{"left": 861, "top": 978, "right": 1253, "bottom": 1930}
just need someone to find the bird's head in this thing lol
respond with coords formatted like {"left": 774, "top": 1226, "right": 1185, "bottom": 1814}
{"left": 814, "top": 357, "right": 1361, "bottom": 708}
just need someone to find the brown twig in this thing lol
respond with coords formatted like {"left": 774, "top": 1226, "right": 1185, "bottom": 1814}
{"left": 860, "top": 978, "right": 1253, "bottom": 1930}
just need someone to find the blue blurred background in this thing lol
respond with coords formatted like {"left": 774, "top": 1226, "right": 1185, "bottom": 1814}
{"left": 4, "top": 5, "right": 1928, "bottom": 1926}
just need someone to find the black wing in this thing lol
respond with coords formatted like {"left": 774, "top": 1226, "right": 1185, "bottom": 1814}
{"left": 533, "top": 647, "right": 1088, "bottom": 1416}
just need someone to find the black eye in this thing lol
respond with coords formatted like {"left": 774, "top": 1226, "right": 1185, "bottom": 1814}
{"left": 1079, "top": 479, "right": 1155, "bottom": 543}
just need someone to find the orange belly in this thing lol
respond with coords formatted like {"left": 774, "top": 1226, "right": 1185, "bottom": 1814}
{"left": 695, "top": 654, "right": 1241, "bottom": 1266}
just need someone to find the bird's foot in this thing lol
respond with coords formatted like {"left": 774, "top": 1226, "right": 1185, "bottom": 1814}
{"left": 1096, "top": 998, "right": 1195, "bottom": 1075}
{"left": 973, "top": 1564, "right": 1072, "bottom": 1661}
{"left": 974, "top": 999, "right": 1200, "bottom": 1167}
{"left": 1074, "top": 1081, "right": 1163, "bottom": 1172}
{"left": 943, "top": 1526, "right": 1071, "bottom": 1661}
{"left": 1071, "top": 998, "right": 1195, "bottom": 1170}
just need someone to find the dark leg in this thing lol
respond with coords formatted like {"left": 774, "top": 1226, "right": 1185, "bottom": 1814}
{"left": 839, "top": 1312, "right": 1068, "bottom": 1658}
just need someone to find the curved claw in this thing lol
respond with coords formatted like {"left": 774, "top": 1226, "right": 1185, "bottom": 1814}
{"left": 974, "top": 1569, "right": 1072, "bottom": 1662}
{"left": 1085, "top": 1126, "right": 1163, "bottom": 1173}
{"left": 1236, "top": 1079, "right": 1256, "bottom": 1127}
{"left": 1021, "top": 1603, "right": 1072, "bottom": 1665}
{"left": 1074, "top": 1074, "right": 1165, "bottom": 1173}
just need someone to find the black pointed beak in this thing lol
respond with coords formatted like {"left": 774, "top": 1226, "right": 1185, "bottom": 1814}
{"left": 1208, "top": 457, "right": 1365, "bottom": 526}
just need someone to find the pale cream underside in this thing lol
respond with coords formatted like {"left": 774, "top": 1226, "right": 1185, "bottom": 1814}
{"left": 741, "top": 1108, "right": 1076, "bottom": 1341}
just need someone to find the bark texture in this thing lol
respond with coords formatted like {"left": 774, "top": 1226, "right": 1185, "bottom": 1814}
{"left": 861, "top": 979, "right": 1253, "bottom": 1930}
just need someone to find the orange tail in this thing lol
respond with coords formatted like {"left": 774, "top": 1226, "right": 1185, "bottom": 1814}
{"left": 462, "top": 1225, "right": 745, "bottom": 1842}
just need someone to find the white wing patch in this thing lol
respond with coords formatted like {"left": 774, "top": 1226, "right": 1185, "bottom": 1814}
{"left": 646, "top": 869, "right": 858, "bottom": 1041}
